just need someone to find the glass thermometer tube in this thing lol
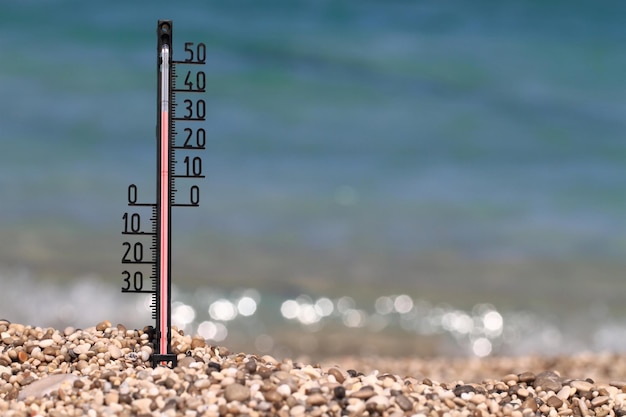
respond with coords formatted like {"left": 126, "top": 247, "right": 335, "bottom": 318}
{"left": 153, "top": 20, "right": 176, "bottom": 367}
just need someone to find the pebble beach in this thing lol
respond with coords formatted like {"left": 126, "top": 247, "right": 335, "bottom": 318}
{"left": 2, "top": 320, "right": 626, "bottom": 417}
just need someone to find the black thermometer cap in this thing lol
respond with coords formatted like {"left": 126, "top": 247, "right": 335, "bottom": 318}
{"left": 157, "top": 20, "right": 172, "bottom": 49}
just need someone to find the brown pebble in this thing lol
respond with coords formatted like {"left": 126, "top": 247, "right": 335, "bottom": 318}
{"left": 534, "top": 371, "right": 562, "bottom": 392}
{"left": 503, "top": 374, "right": 519, "bottom": 383}
{"left": 522, "top": 397, "right": 538, "bottom": 412}
{"left": 591, "top": 396, "right": 609, "bottom": 408}
{"left": 177, "top": 356, "right": 195, "bottom": 368}
{"left": 516, "top": 387, "right": 530, "bottom": 398}
{"left": 190, "top": 337, "right": 206, "bottom": 349}
{"left": 351, "top": 386, "right": 375, "bottom": 399}
{"left": 518, "top": 371, "right": 536, "bottom": 383}
{"left": 224, "top": 383, "right": 250, "bottom": 402}
{"left": 264, "top": 390, "right": 282, "bottom": 403}
{"left": 494, "top": 382, "right": 508, "bottom": 392}
{"left": 328, "top": 367, "right": 345, "bottom": 383}
{"left": 5, "top": 387, "right": 19, "bottom": 400}
{"left": 470, "top": 394, "right": 487, "bottom": 405}
{"left": 104, "top": 391, "right": 119, "bottom": 405}
{"left": 570, "top": 380, "right": 593, "bottom": 393}
{"left": 119, "top": 393, "right": 132, "bottom": 404}
{"left": 17, "top": 351, "right": 28, "bottom": 363}
{"left": 216, "top": 347, "right": 230, "bottom": 357}
{"left": 96, "top": 320, "right": 111, "bottom": 332}
{"left": 132, "top": 398, "right": 152, "bottom": 414}
{"left": 451, "top": 398, "right": 464, "bottom": 408}
{"left": 21, "top": 375, "right": 35, "bottom": 386}
{"left": 306, "top": 393, "right": 327, "bottom": 406}
{"left": 546, "top": 395, "right": 564, "bottom": 408}
{"left": 245, "top": 358, "right": 257, "bottom": 374}
{"left": 576, "top": 397, "right": 589, "bottom": 415}
{"left": 0, "top": 355, "right": 10, "bottom": 367}
{"left": 258, "top": 366, "right": 272, "bottom": 379}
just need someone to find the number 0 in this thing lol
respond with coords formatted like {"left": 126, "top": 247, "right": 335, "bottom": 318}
{"left": 128, "top": 184, "right": 137, "bottom": 204}
{"left": 190, "top": 186, "right": 200, "bottom": 205}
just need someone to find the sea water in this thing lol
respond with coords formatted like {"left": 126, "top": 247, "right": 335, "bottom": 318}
{"left": 1, "top": 0, "right": 626, "bottom": 358}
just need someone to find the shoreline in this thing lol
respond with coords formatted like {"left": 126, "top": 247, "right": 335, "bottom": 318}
{"left": 2, "top": 266, "right": 626, "bottom": 361}
{"left": 2, "top": 321, "right": 626, "bottom": 416}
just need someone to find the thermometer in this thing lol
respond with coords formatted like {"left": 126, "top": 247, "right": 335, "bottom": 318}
{"left": 121, "top": 20, "right": 206, "bottom": 367}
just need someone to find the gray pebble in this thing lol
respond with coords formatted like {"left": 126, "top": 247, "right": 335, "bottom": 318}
{"left": 395, "top": 394, "right": 413, "bottom": 411}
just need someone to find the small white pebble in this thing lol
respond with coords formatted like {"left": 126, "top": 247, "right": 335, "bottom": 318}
{"left": 277, "top": 384, "right": 291, "bottom": 397}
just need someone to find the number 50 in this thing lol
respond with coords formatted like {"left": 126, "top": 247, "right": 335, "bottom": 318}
{"left": 184, "top": 42, "right": 206, "bottom": 63}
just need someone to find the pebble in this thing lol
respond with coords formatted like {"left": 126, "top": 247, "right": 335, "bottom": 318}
{"left": 276, "top": 383, "right": 291, "bottom": 397}
{"left": 557, "top": 385, "right": 571, "bottom": 400}
{"left": 591, "top": 395, "right": 610, "bottom": 407}
{"left": 224, "top": 383, "right": 250, "bottom": 402}
{"left": 72, "top": 343, "right": 91, "bottom": 355}
{"left": 546, "top": 395, "right": 564, "bottom": 408}
{"left": 328, "top": 367, "right": 345, "bottom": 383}
{"left": 306, "top": 393, "right": 327, "bottom": 406}
{"left": 518, "top": 372, "right": 536, "bottom": 383}
{"left": 245, "top": 358, "right": 257, "bottom": 374}
{"left": 576, "top": 397, "right": 590, "bottom": 415}
{"left": 570, "top": 379, "right": 594, "bottom": 393}
{"left": 289, "top": 404, "right": 305, "bottom": 416}
{"left": 177, "top": 356, "right": 195, "bottom": 368}
{"left": 610, "top": 381, "right": 626, "bottom": 389}
{"left": 522, "top": 397, "right": 538, "bottom": 411}
{"left": 367, "top": 394, "right": 390, "bottom": 410}
{"left": 395, "top": 393, "right": 413, "bottom": 411}
{"left": 104, "top": 391, "right": 118, "bottom": 405}
{"left": 3, "top": 321, "right": 626, "bottom": 417}
{"left": 108, "top": 345, "right": 122, "bottom": 360}
{"left": 351, "top": 386, "right": 375, "bottom": 399}
{"left": 96, "top": 321, "right": 111, "bottom": 332}
{"left": 132, "top": 398, "right": 152, "bottom": 414}
{"left": 38, "top": 339, "right": 54, "bottom": 348}
{"left": 333, "top": 385, "right": 346, "bottom": 399}
{"left": 534, "top": 371, "right": 562, "bottom": 392}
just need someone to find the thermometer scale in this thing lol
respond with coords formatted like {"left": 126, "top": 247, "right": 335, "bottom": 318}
{"left": 121, "top": 20, "right": 206, "bottom": 367}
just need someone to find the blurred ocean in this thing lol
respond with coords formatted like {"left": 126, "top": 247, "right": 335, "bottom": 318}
{"left": 1, "top": 0, "right": 626, "bottom": 359}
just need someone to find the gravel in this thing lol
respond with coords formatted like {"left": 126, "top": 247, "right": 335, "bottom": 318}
{"left": 2, "top": 319, "right": 626, "bottom": 416}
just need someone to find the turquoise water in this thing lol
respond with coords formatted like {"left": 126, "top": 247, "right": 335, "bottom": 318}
{"left": 1, "top": 1, "right": 626, "bottom": 357}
